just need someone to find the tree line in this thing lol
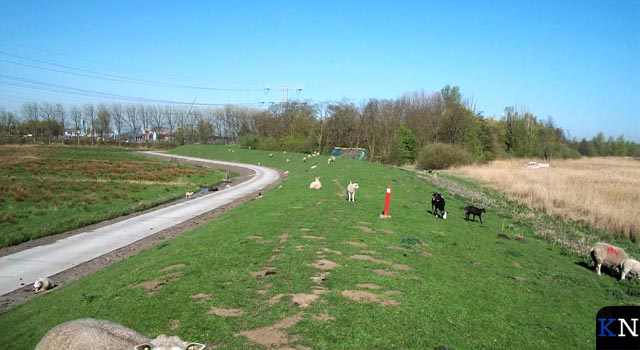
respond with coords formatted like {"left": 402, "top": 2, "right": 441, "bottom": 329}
{"left": 1, "top": 85, "right": 638, "bottom": 166}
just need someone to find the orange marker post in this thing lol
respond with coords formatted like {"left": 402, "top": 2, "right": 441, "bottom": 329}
{"left": 382, "top": 185, "right": 391, "bottom": 216}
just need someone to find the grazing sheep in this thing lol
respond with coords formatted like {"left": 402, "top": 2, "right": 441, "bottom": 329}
{"left": 346, "top": 181, "right": 359, "bottom": 202}
{"left": 310, "top": 163, "right": 318, "bottom": 170}
{"left": 328, "top": 155, "right": 336, "bottom": 164}
{"left": 185, "top": 191, "right": 194, "bottom": 199}
{"left": 621, "top": 258, "right": 640, "bottom": 280}
{"left": 35, "top": 318, "right": 206, "bottom": 350}
{"left": 33, "top": 277, "right": 56, "bottom": 293}
{"left": 464, "top": 206, "right": 486, "bottom": 224}
{"left": 309, "top": 177, "right": 322, "bottom": 190}
{"left": 590, "top": 242, "right": 628, "bottom": 277}
{"left": 431, "top": 192, "right": 447, "bottom": 219}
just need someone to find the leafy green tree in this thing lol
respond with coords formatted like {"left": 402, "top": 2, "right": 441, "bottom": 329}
{"left": 389, "top": 126, "right": 417, "bottom": 165}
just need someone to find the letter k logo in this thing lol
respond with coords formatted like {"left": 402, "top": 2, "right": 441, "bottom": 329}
{"left": 599, "top": 318, "right": 617, "bottom": 337}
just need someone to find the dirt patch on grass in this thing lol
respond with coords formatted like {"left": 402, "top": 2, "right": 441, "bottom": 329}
{"left": 190, "top": 293, "right": 211, "bottom": 303}
{"left": 0, "top": 157, "right": 285, "bottom": 312}
{"left": 341, "top": 290, "right": 400, "bottom": 306}
{"left": 209, "top": 307, "right": 246, "bottom": 317}
{"left": 310, "top": 259, "right": 339, "bottom": 270}
{"left": 237, "top": 313, "right": 304, "bottom": 347}
{"left": 160, "top": 263, "right": 186, "bottom": 272}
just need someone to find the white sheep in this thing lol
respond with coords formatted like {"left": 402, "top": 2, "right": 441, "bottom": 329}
{"left": 33, "top": 277, "right": 56, "bottom": 293}
{"left": 346, "top": 181, "right": 359, "bottom": 202}
{"left": 35, "top": 318, "right": 206, "bottom": 350}
{"left": 309, "top": 177, "right": 322, "bottom": 190}
{"left": 621, "top": 258, "right": 640, "bottom": 280}
{"left": 328, "top": 155, "right": 336, "bottom": 164}
{"left": 185, "top": 192, "right": 194, "bottom": 199}
{"left": 590, "top": 242, "right": 628, "bottom": 277}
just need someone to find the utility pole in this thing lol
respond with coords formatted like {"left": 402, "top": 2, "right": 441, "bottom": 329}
{"left": 264, "top": 84, "right": 304, "bottom": 104}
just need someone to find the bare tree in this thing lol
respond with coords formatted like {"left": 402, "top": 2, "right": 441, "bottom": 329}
{"left": 164, "top": 105, "right": 176, "bottom": 142}
{"left": 111, "top": 102, "right": 124, "bottom": 145}
{"left": 96, "top": 103, "right": 112, "bottom": 141}
{"left": 125, "top": 104, "right": 139, "bottom": 140}
{"left": 69, "top": 105, "right": 82, "bottom": 145}
{"left": 83, "top": 103, "right": 97, "bottom": 146}
{"left": 54, "top": 103, "right": 66, "bottom": 138}
{"left": 20, "top": 102, "right": 39, "bottom": 143}
{"left": 148, "top": 105, "right": 164, "bottom": 138}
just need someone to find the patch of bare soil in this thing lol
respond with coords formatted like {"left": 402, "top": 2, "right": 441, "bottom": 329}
{"left": 0, "top": 157, "right": 285, "bottom": 313}
{"left": 237, "top": 313, "right": 304, "bottom": 347}
{"left": 209, "top": 307, "right": 246, "bottom": 317}
{"left": 190, "top": 293, "right": 212, "bottom": 303}
{"left": 341, "top": 290, "right": 400, "bottom": 307}
{"left": 310, "top": 259, "right": 339, "bottom": 270}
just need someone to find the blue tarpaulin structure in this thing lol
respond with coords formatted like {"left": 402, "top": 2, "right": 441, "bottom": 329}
{"left": 331, "top": 147, "right": 367, "bottom": 160}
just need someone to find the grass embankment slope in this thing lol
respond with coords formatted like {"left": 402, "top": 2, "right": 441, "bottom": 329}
{"left": 0, "top": 145, "right": 223, "bottom": 248}
{"left": 1, "top": 145, "right": 638, "bottom": 350}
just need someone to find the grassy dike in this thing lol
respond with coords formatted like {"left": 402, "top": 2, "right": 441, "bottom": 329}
{"left": 1, "top": 144, "right": 638, "bottom": 349}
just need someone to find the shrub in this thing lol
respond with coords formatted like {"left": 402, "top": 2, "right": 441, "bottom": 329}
{"left": 239, "top": 135, "right": 259, "bottom": 150}
{"left": 417, "top": 143, "right": 473, "bottom": 170}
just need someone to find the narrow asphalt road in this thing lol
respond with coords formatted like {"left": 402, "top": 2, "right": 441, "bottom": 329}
{"left": 0, "top": 152, "right": 280, "bottom": 296}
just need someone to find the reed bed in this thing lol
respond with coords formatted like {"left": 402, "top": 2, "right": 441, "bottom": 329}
{"left": 451, "top": 157, "right": 640, "bottom": 241}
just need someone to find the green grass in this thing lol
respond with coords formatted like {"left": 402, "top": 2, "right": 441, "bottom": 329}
{"left": 1, "top": 144, "right": 638, "bottom": 349}
{"left": 0, "top": 145, "right": 225, "bottom": 248}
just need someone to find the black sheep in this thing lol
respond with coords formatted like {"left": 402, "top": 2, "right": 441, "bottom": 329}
{"left": 431, "top": 192, "right": 447, "bottom": 219}
{"left": 464, "top": 206, "right": 486, "bottom": 224}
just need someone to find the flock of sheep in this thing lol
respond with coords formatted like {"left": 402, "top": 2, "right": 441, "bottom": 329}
{"left": 30, "top": 151, "right": 639, "bottom": 350}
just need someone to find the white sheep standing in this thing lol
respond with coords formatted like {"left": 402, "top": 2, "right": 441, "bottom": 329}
{"left": 35, "top": 318, "right": 206, "bottom": 350}
{"left": 590, "top": 242, "right": 628, "bottom": 277}
{"left": 621, "top": 258, "right": 640, "bottom": 280}
{"left": 309, "top": 177, "right": 322, "bottom": 190}
{"left": 328, "top": 155, "right": 336, "bottom": 164}
{"left": 185, "top": 192, "right": 194, "bottom": 199}
{"left": 346, "top": 181, "right": 359, "bottom": 202}
{"left": 33, "top": 277, "right": 56, "bottom": 293}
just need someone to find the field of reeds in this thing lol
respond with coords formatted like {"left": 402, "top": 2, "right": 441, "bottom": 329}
{"left": 0, "top": 145, "right": 224, "bottom": 248}
{"left": 451, "top": 157, "right": 640, "bottom": 241}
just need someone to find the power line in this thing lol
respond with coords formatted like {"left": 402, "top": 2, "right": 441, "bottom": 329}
{"left": 0, "top": 51, "right": 264, "bottom": 92}
{"left": 0, "top": 74, "right": 263, "bottom": 107}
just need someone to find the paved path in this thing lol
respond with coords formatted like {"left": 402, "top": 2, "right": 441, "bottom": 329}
{"left": 0, "top": 152, "right": 280, "bottom": 296}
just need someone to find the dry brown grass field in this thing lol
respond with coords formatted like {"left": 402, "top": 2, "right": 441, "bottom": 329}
{"left": 451, "top": 157, "right": 640, "bottom": 241}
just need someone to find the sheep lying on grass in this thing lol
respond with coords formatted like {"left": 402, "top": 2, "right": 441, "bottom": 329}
{"left": 309, "top": 177, "right": 322, "bottom": 190}
{"left": 346, "top": 181, "right": 359, "bottom": 202}
{"left": 33, "top": 277, "right": 56, "bottom": 293}
{"left": 590, "top": 242, "right": 628, "bottom": 277}
{"left": 36, "top": 318, "right": 206, "bottom": 350}
{"left": 621, "top": 258, "right": 640, "bottom": 280}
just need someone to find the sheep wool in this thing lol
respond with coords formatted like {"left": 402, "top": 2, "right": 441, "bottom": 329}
{"left": 346, "top": 181, "right": 359, "bottom": 202}
{"left": 590, "top": 242, "right": 628, "bottom": 277}
{"left": 35, "top": 318, "right": 205, "bottom": 350}
{"left": 309, "top": 177, "right": 322, "bottom": 190}
{"left": 621, "top": 258, "right": 640, "bottom": 280}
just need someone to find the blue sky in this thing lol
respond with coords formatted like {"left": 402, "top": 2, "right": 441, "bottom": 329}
{"left": 1, "top": 1, "right": 638, "bottom": 141}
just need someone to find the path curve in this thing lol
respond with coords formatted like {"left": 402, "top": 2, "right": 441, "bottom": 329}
{"left": 0, "top": 152, "right": 280, "bottom": 296}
